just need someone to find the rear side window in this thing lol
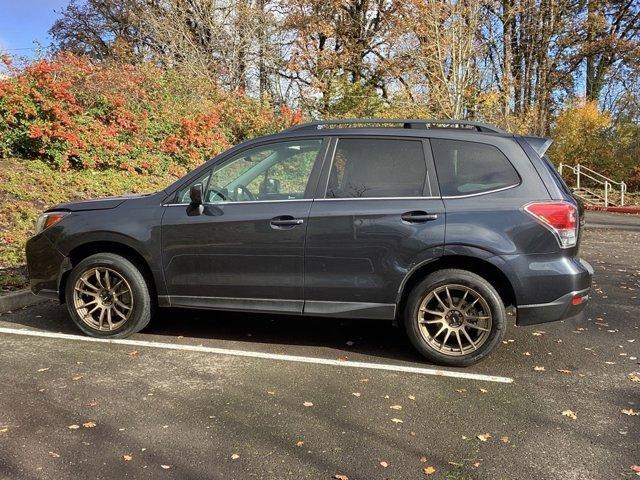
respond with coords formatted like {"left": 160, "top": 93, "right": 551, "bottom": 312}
{"left": 326, "top": 138, "right": 428, "bottom": 198}
{"left": 431, "top": 139, "right": 520, "bottom": 196}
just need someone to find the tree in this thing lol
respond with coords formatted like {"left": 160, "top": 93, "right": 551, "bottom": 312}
{"left": 582, "top": 0, "right": 640, "bottom": 102}
{"left": 282, "top": 0, "right": 399, "bottom": 115}
{"left": 49, "top": 0, "right": 144, "bottom": 60}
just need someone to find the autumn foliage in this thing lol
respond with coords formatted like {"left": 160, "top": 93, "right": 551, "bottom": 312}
{"left": 0, "top": 53, "right": 301, "bottom": 175}
{"left": 550, "top": 100, "right": 640, "bottom": 190}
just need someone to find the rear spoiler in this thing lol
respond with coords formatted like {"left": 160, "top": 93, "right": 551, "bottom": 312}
{"left": 522, "top": 136, "right": 553, "bottom": 157}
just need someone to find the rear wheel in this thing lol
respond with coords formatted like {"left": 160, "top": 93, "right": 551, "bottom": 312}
{"left": 65, "top": 253, "right": 152, "bottom": 338}
{"left": 404, "top": 269, "right": 506, "bottom": 366}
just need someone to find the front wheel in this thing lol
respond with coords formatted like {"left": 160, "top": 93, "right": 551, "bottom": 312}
{"left": 404, "top": 269, "right": 506, "bottom": 366}
{"left": 65, "top": 253, "right": 153, "bottom": 338}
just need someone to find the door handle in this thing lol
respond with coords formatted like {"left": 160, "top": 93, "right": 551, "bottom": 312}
{"left": 400, "top": 211, "right": 438, "bottom": 223}
{"left": 270, "top": 215, "right": 304, "bottom": 228}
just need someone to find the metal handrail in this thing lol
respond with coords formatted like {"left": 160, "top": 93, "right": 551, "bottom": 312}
{"left": 559, "top": 163, "right": 626, "bottom": 206}
{"left": 578, "top": 164, "right": 625, "bottom": 188}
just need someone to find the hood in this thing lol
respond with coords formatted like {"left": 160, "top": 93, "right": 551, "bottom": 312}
{"left": 47, "top": 193, "right": 152, "bottom": 212}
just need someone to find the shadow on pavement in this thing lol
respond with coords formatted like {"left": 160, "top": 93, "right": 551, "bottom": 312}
{"left": 0, "top": 301, "right": 427, "bottom": 364}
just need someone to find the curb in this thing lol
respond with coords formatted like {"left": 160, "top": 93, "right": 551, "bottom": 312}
{"left": 584, "top": 204, "right": 640, "bottom": 214}
{"left": 0, "top": 289, "right": 48, "bottom": 313}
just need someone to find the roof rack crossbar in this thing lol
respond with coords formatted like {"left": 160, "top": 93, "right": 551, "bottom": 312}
{"left": 284, "top": 118, "right": 506, "bottom": 134}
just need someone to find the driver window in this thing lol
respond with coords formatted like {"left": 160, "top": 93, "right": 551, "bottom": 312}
{"left": 204, "top": 139, "right": 323, "bottom": 203}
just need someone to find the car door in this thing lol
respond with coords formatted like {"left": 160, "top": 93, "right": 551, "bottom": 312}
{"left": 161, "top": 137, "right": 328, "bottom": 313}
{"left": 303, "top": 136, "right": 445, "bottom": 319}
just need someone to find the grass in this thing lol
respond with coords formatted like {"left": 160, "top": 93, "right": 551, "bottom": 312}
{"left": 0, "top": 158, "right": 175, "bottom": 291}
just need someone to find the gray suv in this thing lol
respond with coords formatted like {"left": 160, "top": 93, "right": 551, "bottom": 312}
{"left": 26, "top": 119, "right": 593, "bottom": 366}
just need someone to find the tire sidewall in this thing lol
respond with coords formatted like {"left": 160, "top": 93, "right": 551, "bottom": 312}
{"left": 65, "top": 254, "right": 151, "bottom": 338}
{"left": 404, "top": 269, "right": 506, "bottom": 366}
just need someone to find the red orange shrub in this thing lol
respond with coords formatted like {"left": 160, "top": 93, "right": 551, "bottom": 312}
{"left": 0, "top": 54, "right": 301, "bottom": 174}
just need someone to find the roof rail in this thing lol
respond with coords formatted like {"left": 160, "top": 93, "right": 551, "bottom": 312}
{"left": 283, "top": 118, "right": 507, "bottom": 134}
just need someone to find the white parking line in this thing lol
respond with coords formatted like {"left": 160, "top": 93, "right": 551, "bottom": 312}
{"left": 0, "top": 326, "right": 514, "bottom": 384}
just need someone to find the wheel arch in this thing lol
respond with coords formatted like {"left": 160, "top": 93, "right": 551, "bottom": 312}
{"left": 59, "top": 240, "right": 157, "bottom": 304}
{"left": 396, "top": 255, "right": 517, "bottom": 318}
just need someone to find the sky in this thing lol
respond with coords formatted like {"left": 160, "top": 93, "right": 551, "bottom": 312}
{"left": 0, "top": 1, "right": 70, "bottom": 57}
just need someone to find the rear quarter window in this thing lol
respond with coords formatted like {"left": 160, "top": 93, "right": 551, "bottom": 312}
{"left": 431, "top": 139, "right": 520, "bottom": 197}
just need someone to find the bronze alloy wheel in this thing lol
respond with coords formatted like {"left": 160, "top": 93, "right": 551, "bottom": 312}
{"left": 72, "top": 267, "right": 134, "bottom": 332}
{"left": 416, "top": 284, "right": 493, "bottom": 356}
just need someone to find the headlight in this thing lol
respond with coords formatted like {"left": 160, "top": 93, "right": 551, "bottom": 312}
{"left": 35, "top": 212, "right": 68, "bottom": 235}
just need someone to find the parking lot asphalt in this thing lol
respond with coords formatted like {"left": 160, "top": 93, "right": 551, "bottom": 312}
{"left": 0, "top": 212, "right": 638, "bottom": 480}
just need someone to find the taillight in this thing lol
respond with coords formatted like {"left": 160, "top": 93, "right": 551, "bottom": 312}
{"left": 523, "top": 201, "right": 578, "bottom": 248}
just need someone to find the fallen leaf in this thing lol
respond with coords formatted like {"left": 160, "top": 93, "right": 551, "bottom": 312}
{"left": 352, "top": 392, "right": 361, "bottom": 397}
{"left": 160, "top": 465, "right": 171, "bottom": 470}
{"left": 419, "top": 456, "right": 428, "bottom": 463}
{"left": 86, "top": 400, "right": 99, "bottom": 407}
{"left": 68, "top": 425, "right": 80, "bottom": 430}
{"left": 37, "top": 368, "right": 50, "bottom": 372}
{"left": 391, "top": 418, "right": 403, "bottom": 423}
{"left": 523, "top": 351, "right": 531, "bottom": 356}
{"left": 0, "top": 427, "right": 8, "bottom": 433}
{"left": 423, "top": 466, "right": 436, "bottom": 475}
{"left": 231, "top": 453, "right": 240, "bottom": 460}
{"left": 631, "top": 465, "right": 640, "bottom": 474}
{"left": 296, "top": 440, "right": 304, "bottom": 447}
{"left": 123, "top": 454, "right": 133, "bottom": 461}
{"left": 622, "top": 408, "right": 639, "bottom": 416}
{"left": 455, "top": 388, "right": 467, "bottom": 393}
{"left": 473, "top": 462, "right": 481, "bottom": 467}
{"left": 390, "top": 405, "right": 402, "bottom": 410}
{"left": 500, "top": 436, "right": 510, "bottom": 443}
{"left": 267, "top": 391, "right": 275, "bottom": 395}
{"left": 333, "top": 474, "right": 349, "bottom": 480}
{"left": 303, "top": 401, "right": 313, "bottom": 407}
{"left": 556, "top": 369, "right": 572, "bottom": 374}
{"left": 128, "top": 351, "right": 139, "bottom": 356}
{"left": 408, "top": 395, "right": 416, "bottom": 400}
{"left": 479, "top": 388, "right": 488, "bottom": 393}
{"left": 72, "top": 375, "right": 83, "bottom": 381}
{"left": 82, "top": 421, "right": 96, "bottom": 428}
{"left": 380, "top": 461, "right": 389, "bottom": 468}
{"left": 629, "top": 372, "right": 640, "bottom": 383}
{"left": 48, "top": 451, "right": 60, "bottom": 458}
{"left": 562, "top": 410, "right": 577, "bottom": 420}
{"left": 532, "top": 331, "right": 545, "bottom": 336}
{"left": 477, "top": 433, "right": 492, "bottom": 442}
{"left": 534, "top": 366, "right": 546, "bottom": 371}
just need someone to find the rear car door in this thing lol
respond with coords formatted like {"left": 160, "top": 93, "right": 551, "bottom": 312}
{"left": 161, "top": 137, "right": 328, "bottom": 313}
{"left": 303, "top": 136, "right": 446, "bottom": 319}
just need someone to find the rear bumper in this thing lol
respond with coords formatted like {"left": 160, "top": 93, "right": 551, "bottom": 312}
{"left": 514, "top": 257, "right": 593, "bottom": 326}
{"left": 516, "top": 286, "right": 590, "bottom": 326}
{"left": 25, "top": 233, "right": 70, "bottom": 300}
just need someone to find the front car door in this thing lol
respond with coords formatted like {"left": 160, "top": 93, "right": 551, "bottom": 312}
{"left": 161, "top": 137, "right": 328, "bottom": 313}
{"left": 304, "top": 135, "right": 446, "bottom": 319}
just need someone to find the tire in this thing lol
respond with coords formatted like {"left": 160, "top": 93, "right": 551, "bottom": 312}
{"left": 65, "top": 253, "right": 153, "bottom": 338}
{"left": 404, "top": 269, "right": 506, "bottom": 367}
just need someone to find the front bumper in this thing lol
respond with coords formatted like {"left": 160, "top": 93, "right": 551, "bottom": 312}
{"left": 25, "top": 233, "right": 70, "bottom": 300}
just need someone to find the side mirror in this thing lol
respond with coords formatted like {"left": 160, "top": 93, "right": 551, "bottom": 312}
{"left": 190, "top": 183, "right": 204, "bottom": 205}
